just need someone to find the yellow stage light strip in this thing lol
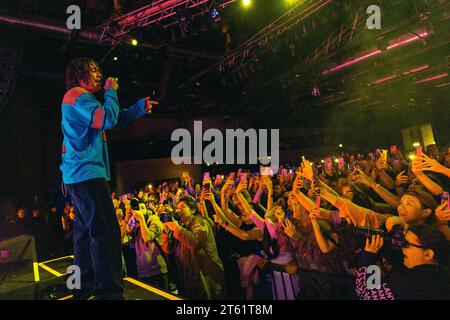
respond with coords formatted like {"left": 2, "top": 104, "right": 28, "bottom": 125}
{"left": 124, "top": 277, "right": 182, "bottom": 300}
{"left": 58, "top": 295, "right": 74, "bottom": 301}
{"left": 38, "top": 262, "right": 67, "bottom": 278}
{"left": 38, "top": 255, "right": 73, "bottom": 278}
{"left": 39, "top": 255, "right": 74, "bottom": 264}
{"left": 33, "top": 262, "right": 40, "bottom": 282}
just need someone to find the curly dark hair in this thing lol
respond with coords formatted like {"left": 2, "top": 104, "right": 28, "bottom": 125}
{"left": 65, "top": 58, "right": 101, "bottom": 90}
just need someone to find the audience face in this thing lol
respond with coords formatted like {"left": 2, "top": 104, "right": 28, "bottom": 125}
{"left": 273, "top": 185, "right": 283, "bottom": 198}
{"left": 64, "top": 203, "right": 71, "bottom": 214}
{"left": 275, "top": 197, "right": 287, "bottom": 210}
{"left": 397, "top": 195, "right": 430, "bottom": 225}
{"left": 176, "top": 201, "right": 195, "bottom": 223}
{"left": 287, "top": 192, "right": 298, "bottom": 209}
{"left": 265, "top": 206, "right": 284, "bottom": 224}
{"left": 32, "top": 209, "right": 40, "bottom": 218}
{"left": 138, "top": 191, "right": 144, "bottom": 199}
{"left": 69, "top": 207, "right": 76, "bottom": 221}
{"left": 50, "top": 206, "right": 57, "bottom": 214}
{"left": 17, "top": 209, "right": 26, "bottom": 219}
{"left": 402, "top": 230, "right": 435, "bottom": 269}
{"left": 341, "top": 185, "right": 355, "bottom": 201}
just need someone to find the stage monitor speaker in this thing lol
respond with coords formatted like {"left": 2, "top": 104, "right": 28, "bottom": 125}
{"left": 0, "top": 234, "right": 39, "bottom": 282}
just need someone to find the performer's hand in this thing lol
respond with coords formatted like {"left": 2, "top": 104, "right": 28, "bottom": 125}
{"left": 104, "top": 77, "right": 119, "bottom": 91}
{"left": 145, "top": 97, "right": 159, "bottom": 113}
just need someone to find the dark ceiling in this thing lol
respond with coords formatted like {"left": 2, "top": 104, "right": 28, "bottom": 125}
{"left": 0, "top": 0, "right": 449, "bottom": 134}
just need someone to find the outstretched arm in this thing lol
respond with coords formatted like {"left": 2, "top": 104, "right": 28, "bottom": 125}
{"left": 115, "top": 98, "right": 158, "bottom": 129}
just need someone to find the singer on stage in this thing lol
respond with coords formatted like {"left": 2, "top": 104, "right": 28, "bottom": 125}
{"left": 60, "top": 58, "right": 158, "bottom": 300}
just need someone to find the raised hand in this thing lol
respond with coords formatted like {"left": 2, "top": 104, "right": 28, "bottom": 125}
{"left": 165, "top": 220, "right": 179, "bottom": 231}
{"left": 395, "top": 170, "right": 409, "bottom": 187}
{"left": 435, "top": 202, "right": 450, "bottom": 225}
{"left": 385, "top": 216, "right": 407, "bottom": 232}
{"left": 204, "top": 189, "right": 216, "bottom": 203}
{"left": 282, "top": 218, "right": 297, "bottom": 238}
{"left": 356, "top": 168, "right": 374, "bottom": 186}
{"left": 235, "top": 179, "right": 248, "bottom": 194}
{"left": 213, "top": 213, "right": 224, "bottom": 225}
{"left": 292, "top": 173, "right": 304, "bottom": 194}
{"left": 260, "top": 175, "right": 273, "bottom": 193}
{"left": 309, "top": 207, "right": 320, "bottom": 220}
{"left": 375, "top": 158, "right": 388, "bottom": 171}
{"left": 132, "top": 209, "right": 145, "bottom": 222}
{"left": 222, "top": 177, "right": 235, "bottom": 193}
{"left": 364, "top": 234, "right": 384, "bottom": 254}
{"left": 285, "top": 261, "right": 299, "bottom": 275}
{"left": 371, "top": 168, "right": 378, "bottom": 181}
{"left": 411, "top": 157, "right": 424, "bottom": 175}
{"left": 300, "top": 159, "right": 314, "bottom": 181}
{"left": 144, "top": 97, "right": 159, "bottom": 113}
{"left": 420, "top": 153, "right": 446, "bottom": 174}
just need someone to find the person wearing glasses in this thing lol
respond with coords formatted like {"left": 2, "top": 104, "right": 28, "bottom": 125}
{"left": 356, "top": 224, "right": 449, "bottom": 300}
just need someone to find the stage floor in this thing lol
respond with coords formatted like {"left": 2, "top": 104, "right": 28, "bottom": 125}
{"left": 0, "top": 256, "right": 182, "bottom": 300}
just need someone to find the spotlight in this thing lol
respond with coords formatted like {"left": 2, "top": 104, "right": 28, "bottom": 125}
{"left": 113, "top": 56, "right": 118, "bottom": 61}
{"left": 408, "top": 154, "right": 416, "bottom": 161}
{"left": 210, "top": 8, "right": 221, "bottom": 22}
{"left": 334, "top": 159, "right": 339, "bottom": 163}
{"left": 242, "top": 0, "right": 251, "bottom": 8}
{"left": 285, "top": 0, "right": 300, "bottom": 6}
{"left": 321, "top": 159, "right": 325, "bottom": 163}
{"left": 412, "top": 142, "right": 420, "bottom": 147}
{"left": 339, "top": 144, "right": 343, "bottom": 148}
{"left": 131, "top": 39, "right": 138, "bottom": 46}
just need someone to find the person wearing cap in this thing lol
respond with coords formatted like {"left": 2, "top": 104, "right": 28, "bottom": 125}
{"left": 60, "top": 58, "right": 158, "bottom": 300}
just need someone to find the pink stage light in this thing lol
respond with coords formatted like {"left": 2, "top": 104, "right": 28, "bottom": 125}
{"left": 322, "top": 50, "right": 381, "bottom": 75}
{"left": 386, "top": 31, "right": 429, "bottom": 50}
{"left": 323, "top": 31, "right": 430, "bottom": 76}
{"left": 369, "top": 64, "right": 430, "bottom": 86}
{"left": 369, "top": 74, "right": 398, "bottom": 86}
{"left": 402, "top": 64, "right": 429, "bottom": 75}
{"left": 435, "top": 82, "right": 450, "bottom": 88}
{"left": 415, "top": 73, "right": 448, "bottom": 84}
